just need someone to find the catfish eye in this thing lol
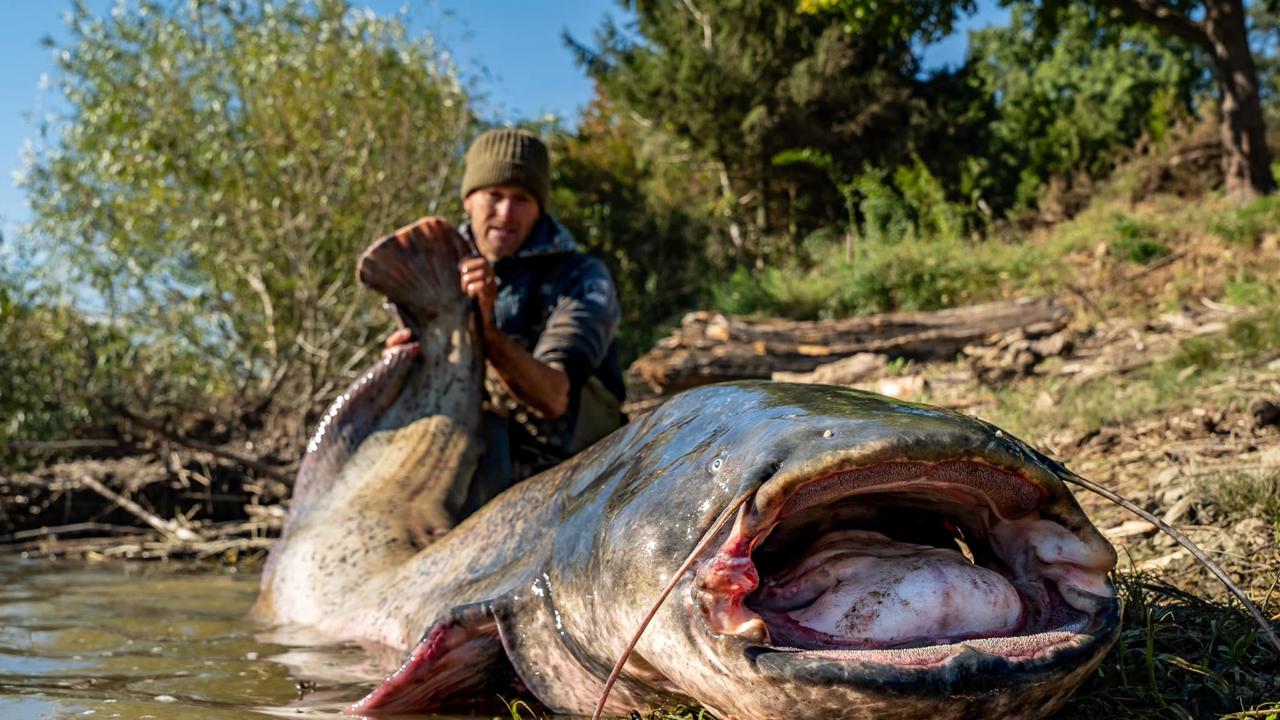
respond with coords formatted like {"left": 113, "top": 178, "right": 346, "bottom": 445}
{"left": 710, "top": 458, "right": 723, "bottom": 473}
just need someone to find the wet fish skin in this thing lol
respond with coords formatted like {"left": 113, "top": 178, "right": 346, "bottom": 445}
{"left": 462, "top": 382, "right": 1119, "bottom": 719}
{"left": 253, "top": 217, "right": 485, "bottom": 632}
{"left": 254, "top": 219, "right": 1120, "bottom": 718}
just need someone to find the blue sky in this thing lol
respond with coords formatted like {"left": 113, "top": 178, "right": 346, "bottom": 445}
{"left": 0, "top": 1, "right": 1006, "bottom": 250}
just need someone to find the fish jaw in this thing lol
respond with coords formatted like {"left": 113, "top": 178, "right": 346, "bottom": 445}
{"left": 680, "top": 454, "right": 1118, "bottom": 717}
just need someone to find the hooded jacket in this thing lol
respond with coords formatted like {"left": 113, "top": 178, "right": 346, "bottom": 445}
{"left": 461, "top": 214, "right": 625, "bottom": 474}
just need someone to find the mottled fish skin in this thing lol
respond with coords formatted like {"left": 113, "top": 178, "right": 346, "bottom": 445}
{"left": 252, "top": 216, "right": 485, "bottom": 637}
{"left": 447, "top": 382, "right": 1120, "bottom": 719}
{"left": 252, "top": 221, "right": 1120, "bottom": 719}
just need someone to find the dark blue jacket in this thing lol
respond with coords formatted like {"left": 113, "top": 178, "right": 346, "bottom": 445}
{"left": 461, "top": 214, "right": 625, "bottom": 472}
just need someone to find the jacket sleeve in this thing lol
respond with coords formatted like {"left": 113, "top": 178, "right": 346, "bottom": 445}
{"left": 531, "top": 255, "right": 621, "bottom": 393}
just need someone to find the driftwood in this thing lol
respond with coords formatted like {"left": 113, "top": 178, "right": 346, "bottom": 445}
{"left": 113, "top": 405, "right": 295, "bottom": 483}
{"left": 3, "top": 518, "right": 279, "bottom": 561}
{"left": 77, "top": 474, "right": 202, "bottom": 543}
{"left": 628, "top": 298, "right": 1071, "bottom": 395}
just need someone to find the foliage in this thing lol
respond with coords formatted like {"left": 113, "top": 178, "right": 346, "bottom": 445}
{"left": 571, "top": 1, "right": 928, "bottom": 267}
{"left": 547, "top": 95, "right": 713, "bottom": 364}
{"left": 0, "top": 276, "right": 116, "bottom": 470}
{"left": 708, "top": 230, "right": 1042, "bottom": 320}
{"left": 1108, "top": 216, "right": 1171, "bottom": 264}
{"left": 19, "top": 0, "right": 471, "bottom": 424}
{"left": 968, "top": 2, "right": 1204, "bottom": 211}
{"left": 1210, "top": 193, "right": 1280, "bottom": 246}
{"left": 1059, "top": 574, "right": 1280, "bottom": 719}
{"left": 1172, "top": 309, "right": 1280, "bottom": 371}
{"left": 797, "top": 0, "right": 975, "bottom": 44}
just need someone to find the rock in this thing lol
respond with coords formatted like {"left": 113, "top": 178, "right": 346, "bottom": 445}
{"left": 1247, "top": 397, "right": 1280, "bottom": 429}
{"left": 1161, "top": 495, "right": 1194, "bottom": 525}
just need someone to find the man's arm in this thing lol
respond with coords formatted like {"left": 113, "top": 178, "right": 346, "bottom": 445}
{"left": 458, "top": 256, "right": 570, "bottom": 420}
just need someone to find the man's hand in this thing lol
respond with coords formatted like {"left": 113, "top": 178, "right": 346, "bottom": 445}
{"left": 382, "top": 326, "right": 415, "bottom": 358}
{"left": 458, "top": 256, "right": 498, "bottom": 330}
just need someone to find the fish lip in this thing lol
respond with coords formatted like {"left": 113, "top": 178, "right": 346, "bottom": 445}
{"left": 693, "top": 458, "right": 1120, "bottom": 671}
{"left": 745, "top": 599, "right": 1121, "bottom": 689}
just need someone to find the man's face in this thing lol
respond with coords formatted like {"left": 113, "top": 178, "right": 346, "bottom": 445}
{"left": 463, "top": 184, "right": 540, "bottom": 262}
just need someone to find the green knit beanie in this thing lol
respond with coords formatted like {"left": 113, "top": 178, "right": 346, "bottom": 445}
{"left": 460, "top": 129, "right": 550, "bottom": 209}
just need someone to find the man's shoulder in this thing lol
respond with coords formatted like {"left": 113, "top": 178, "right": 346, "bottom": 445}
{"left": 514, "top": 215, "right": 579, "bottom": 259}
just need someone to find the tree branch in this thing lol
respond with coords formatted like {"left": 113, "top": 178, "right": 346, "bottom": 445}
{"left": 112, "top": 405, "right": 295, "bottom": 483}
{"left": 1095, "top": 0, "right": 1208, "bottom": 49}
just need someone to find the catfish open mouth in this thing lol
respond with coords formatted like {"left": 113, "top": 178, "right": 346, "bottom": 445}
{"left": 695, "top": 460, "right": 1119, "bottom": 668}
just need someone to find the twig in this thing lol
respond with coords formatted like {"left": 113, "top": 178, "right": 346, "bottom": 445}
{"left": 112, "top": 405, "right": 294, "bottom": 483}
{"left": 1122, "top": 251, "right": 1186, "bottom": 283}
{"left": 0, "top": 522, "right": 148, "bottom": 543}
{"left": 2, "top": 439, "right": 121, "bottom": 452}
{"left": 1066, "top": 283, "right": 1107, "bottom": 320}
{"left": 77, "top": 475, "right": 202, "bottom": 543}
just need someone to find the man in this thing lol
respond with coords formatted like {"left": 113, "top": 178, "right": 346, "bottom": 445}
{"left": 388, "top": 128, "right": 626, "bottom": 509}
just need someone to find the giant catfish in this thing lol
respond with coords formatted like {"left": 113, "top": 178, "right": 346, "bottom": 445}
{"left": 253, "top": 217, "right": 1121, "bottom": 719}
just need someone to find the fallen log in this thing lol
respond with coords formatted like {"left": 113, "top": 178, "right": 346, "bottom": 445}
{"left": 628, "top": 297, "right": 1071, "bottom": 395}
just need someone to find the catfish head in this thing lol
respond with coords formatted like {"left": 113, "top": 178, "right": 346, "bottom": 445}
{"left": 518, "top": 382, "right": 1119, "bottom": 719}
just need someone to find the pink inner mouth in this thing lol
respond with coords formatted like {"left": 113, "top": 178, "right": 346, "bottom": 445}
{"left": 751, "top": 530, "right": 1025, "bottom": 648}
{"left": 696, "top": 461, "right": 1116, "bottom": 659}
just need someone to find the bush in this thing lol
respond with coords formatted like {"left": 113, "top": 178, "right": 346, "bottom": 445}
{"left": 1109, "top": 216, "right": 1171, "bottom": 264}
{"left": 1210, "top": 194, "right": 1280, "bottom": 246}
{"left": 20, "top": 0, "right": 471, "bottom": 421}
{"left": 0, "top": 280, "right": 118, "bottom": 470}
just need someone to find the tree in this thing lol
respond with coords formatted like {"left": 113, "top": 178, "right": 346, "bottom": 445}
{"left": 810, "top": 0, "right": 1276, "bottom": 199}
{"left": 19, "top": 0, "right": 472, "bottom": 431}
{"left": 547, "top": 94, "right": 713, "bottom": 363}
{"left": 1092, "top": 0, "right": 1274, "bottom": 198}
{"left": 969, "top": 2, "right": 1204, "bottom": 210}
{"left": 569, "top": 1, "right": 931, "bottom": 268}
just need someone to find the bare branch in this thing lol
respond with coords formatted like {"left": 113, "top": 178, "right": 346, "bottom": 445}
{"left": 1095, "top": 0, "right": 1208, "bottom": 49}
{"left": 113, "top": 405, "right": 294, "bottom": 483}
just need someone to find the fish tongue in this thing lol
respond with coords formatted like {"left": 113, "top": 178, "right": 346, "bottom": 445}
{"left": 765, "top": 531, "right": 1024, "bottom": 648}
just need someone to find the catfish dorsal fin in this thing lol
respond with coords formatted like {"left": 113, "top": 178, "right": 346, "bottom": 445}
{"left": 346, "top": 601, "right": 520, "bottom": 716}
{"left": 356, "top": 216, "right": 471, "bottom": 328}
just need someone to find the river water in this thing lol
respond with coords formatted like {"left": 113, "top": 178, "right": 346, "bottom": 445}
{"left": 0, "top": 558, "right": 410, "bottom": 720}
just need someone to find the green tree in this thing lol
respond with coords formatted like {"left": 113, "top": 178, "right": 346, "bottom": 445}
{"left": 547, "top": 94, "right": 713, "bottom": 364}
{"left": 809, "top": 0, "right": 1276, "bottom": 200}
{"left": 19, "top": 0, "right": 471, "bottom": 432}
{"left": 570, "top": 0, "right": 927, "bottom": 268}
{"left": 970, "top": 2, "right": 1203, "bottom": 209}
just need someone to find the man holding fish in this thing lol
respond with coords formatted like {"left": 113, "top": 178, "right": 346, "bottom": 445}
{"left": 386, "top": 128, "right": 626, "bottom": 509}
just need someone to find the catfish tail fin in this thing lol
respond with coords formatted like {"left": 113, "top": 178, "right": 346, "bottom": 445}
{"left": 357, "top": 217, "right": 471, "bottom": 329}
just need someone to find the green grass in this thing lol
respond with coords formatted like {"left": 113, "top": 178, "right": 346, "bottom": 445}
{"left": 1211, "top": 194, "right": 1280, "bottom": 247}
{"left": 708, "top": 233, "right": 1052, "bottom": 320}
{"left": 1060, "top": 574, "right": 1280, "bottom": 720}
{"left": 1224, "top": 276, "right": 1280, "bottom": 308}
{"left": 1195, "top": 469, "right": 1280, "bottom": 527}
{"left": 1109, "top": 215, "right": 1172, "bottom": 264}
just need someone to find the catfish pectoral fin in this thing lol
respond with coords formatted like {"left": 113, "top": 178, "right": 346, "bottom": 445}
{"left": 347, "top": 601, "right": 520, "bottom": 716}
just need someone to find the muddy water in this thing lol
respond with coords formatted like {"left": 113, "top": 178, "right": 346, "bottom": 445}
{"left": 0, "top": 559, "right": 428, "bottom": 720}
